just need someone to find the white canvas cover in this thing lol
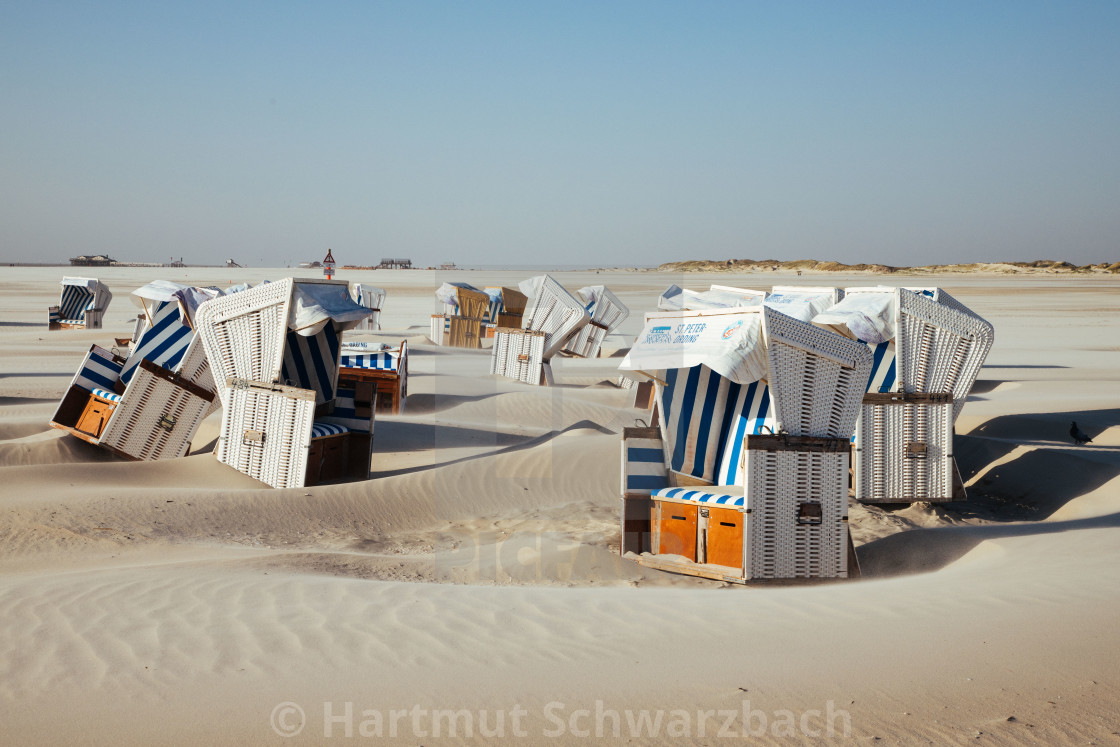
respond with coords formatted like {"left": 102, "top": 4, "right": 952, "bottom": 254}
{"left": 619, "top": 308, "right": 768, "bottom": 386}
{"left": 657, "top": 284, "right": 766, "bottom": 312}
{"left": 812, "top": 290, "right": 895, "bottom": 344}
{"left": 290, "top": 281, "right": 374, "bottom": 336}
{"left": 435, "top": 282, "right": 481, "bottom": 312}
{"left": 61, "top": 276, "right": 102, "bottom": 291}
{"left": 764, "top": 286, "right": 841, "bottom": 322}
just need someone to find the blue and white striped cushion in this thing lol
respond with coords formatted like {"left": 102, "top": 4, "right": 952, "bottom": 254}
{"left": 74, "top": 350, "right": 124, "bottom": 393}
{"left": 48, "top": 308, "right": 61, "bottom": 323}
{"left": 865, "top": 340, "right": 897, "bottom": 394}
{"left": 119, "top": 301, "right": 195, "bottom": 384}
{"left": 91, "top": 388, "right": 122, "bottom": 403}
{"left": 282, "top": 324, "right": 341, "bottom": 404}
{"left": 310, "top": 421, "right": 349, "bottom": 439}
{"left": 324, "top": 388, "right": 373, "bottom": 434}
{"left": 659, "top": 366, "right": 773, "bottom": 486}
{"left": 60, "top": 319, "right": 88, "bottom": 325}
{"left": 59, "top": 285, "right": 95, "bottom": 322}
{"left": 340, "top": 352, "right": 397, "bottom": 371}
{"left": 653, "top": 487, "right": 745, "bottom": 507}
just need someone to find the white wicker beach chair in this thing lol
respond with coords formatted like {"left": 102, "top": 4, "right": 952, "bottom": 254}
{"left": 195, "top": 278, "right": 375, "bottom": 488}
{"left": 47, "top": 282, "right": 228, "bottom": 460}
{"left": 560, "top": 285, "right": 630, "bottom": 358}
{"left": 657, "top": 284, "right": 767, "bottom": 312}
{"left": 615, "top": 306, "right": 871, "bottom": 582}
{"left": 489, "top": 275, "right": 591, "bottom": 385}
{"left": 814, "top": 287, "right": 995, "bottom": 503}
{"left": 49, "top": 277, "right": 112, "bottom": 330}
{"left": 351, "top": 284, "right": 386, "bottom": 331}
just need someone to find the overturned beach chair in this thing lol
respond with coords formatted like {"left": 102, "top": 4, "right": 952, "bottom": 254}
{"left": 49, "top": 277, "right": 112, "bottom": 330}
{"left": 483, "top": 286, "right": 529, "bottom": 331}
{"left": 338, "top": 341, "right": 409, "bottom": 415}
{"left": 657, "top": 284, "right": 767, "bottom": 312}
{"left": 48, "top": 281, "right": 225, "bottom": 460}
{"left": 351, "top": 284, "right": 386, "bottom": 331}
{"left": 617, "top": 306, "right": 872, "bottom": 583}
{"left": 430, "top": 283, "right": 493, "bottom": 348}
{"left": 560, "top": 285, "right": 629, "bottom": 358}
{"left": 490, "top": 275, "right": 591, "bottom": 385}
{"left": 814, "top": 287, "right": 994, "bottom": 504}
{"left": 195, "top": 278, "right": 375, "bottom": 489}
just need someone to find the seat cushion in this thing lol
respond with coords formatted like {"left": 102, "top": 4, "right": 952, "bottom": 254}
{"left": 310, "top": 421, "right": 349, "bottom": 439}
{"left": 91, "top": 388, "right": 122, "bottom": 403}
{"left": 653, "top": 487, "right": 744, "bottom": 507}
{"left": 340, "top": 352, "right": 398, "bottom": 371}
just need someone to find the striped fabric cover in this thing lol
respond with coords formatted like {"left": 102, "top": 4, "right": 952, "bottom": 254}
{"left": 48, "top": 308, "right": 61, "bottom": 324}
{"left": 119, "top": 301, "right": 195, "bottom": 384}
{"left": 74, "top": 349, "right": 124, "bottom": 393}
{"left": 59, "top": 285, "right": 96, "bottom": 322}
{"left": 658, "top": 366, "right": 774, "bottom": 486}
{"left": 91, "top": 388, "right": 122, "bottom": 403}
{"left": 864, "top": 341, "right": 897, "bottom": 393}
{"left": 653, "top": 487, "right": 745, "bottom": 507}
{"left": 310, "top": 421, "right": 349, "bottom": 439}
{"left": 339, "top": 352, "right": 398, "bottom": 371}
{"left": 486, "top": 294, "right": 503, "bottom": 323}
{"left": 281, "top": 324, "right": 341, "bottom": 404}
{"left": 622, "top": 438, "right": 669, "bottom": 494}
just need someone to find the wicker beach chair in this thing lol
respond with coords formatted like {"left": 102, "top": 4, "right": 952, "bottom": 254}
{"left": 657, "top": 284, "right": 767, "bottom": 312}
{"left": 489, "top": 275, "right": 591, "bottom": 385}
{"left": 616, "top": 305, "right": 872, "bottom": 582}
{"left": 338, "top": 341, "right": 409, "bottom": 414}
{"left": 560, "top": 285, "right": 630, "bottom": 358}
{"left": 814, "top": 287, "right": 995, "bottom": 503}
{"left": 351, "top": 284, "right": 386, "bottom": 331}
{"left": 195, "top": 278, "right": 375, "bottom": 488}
{"left": 49, "top": 277, "right": 112, "bottom": 330}
{"left": 430, "top": 283, "right": 492, "bottom": 348}
{"left": 47, "top": 281, "right": 227, "bottom": 460}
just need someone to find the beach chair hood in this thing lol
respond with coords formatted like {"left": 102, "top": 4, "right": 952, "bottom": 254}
{"left": 764, "top": 286, "right": 842, "bottom": 323}
{"left": 812, "top": 289, "right": 895, "bottom": 343}
{"left": 59, "top": 277, "right": 112, "bottom": 318}
{"left": 435, "top": 282, "right": 480, "bottom": 312}
{"left": 131, "top": 280, "right": 226, "bottom": 328}
{"left": 619, "top": 308, "right": 769, "bottom": 386}
{"left": 290, "top": 281, "right": 373, "bottom": 336}
{"left": 657, "top": 284, "right": 766, "bottom": 312}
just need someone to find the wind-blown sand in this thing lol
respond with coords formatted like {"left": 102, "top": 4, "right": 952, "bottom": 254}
{"left": 1, "top": 267, "right": 1118, "bottom": 744}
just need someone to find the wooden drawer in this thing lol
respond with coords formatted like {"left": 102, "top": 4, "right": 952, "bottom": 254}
{"left": 705, "top": 506, "right": 744, "bottom": 570}
{"left": 75, "top": 395, "right": 116, "bottom": 439}
{"left": 656, "top": 501, "right": 697, "bottom": 561}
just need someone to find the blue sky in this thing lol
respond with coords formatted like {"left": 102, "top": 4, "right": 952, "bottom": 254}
{"left": 2, "top": 1, "right": 1118, "bottom": 267}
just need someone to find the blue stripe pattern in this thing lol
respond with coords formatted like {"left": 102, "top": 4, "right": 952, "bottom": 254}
{"left": 659, "top": 366, "right": 773, "bottom": 485}
{"left": 282, "top": 324, "right": 341, "bottom": 404}
{"left": 325, "top": 388, "right": 372, "bottom": 433}
{"left": 59, "top": 285, "right": 95, "bottom": 321}
{"left": 864, "top": 340, "right": 897, "bottom": 393}
{"left": 75, "top": 351, "right": 124, "bottom": 392}
{"left": 310, "top": 421, "right": 349, "bottom": 439}
{"left": 340, "top": 352, "right": 397, "bottom": 371}
{"left": 653, "top": 487, "right": 745, "bottom": 507}
{"left": 119, "top": 301, "right": 195, "bottom": 384}
{"left": 92, "top": 388, "right": 122, "bottom": 403}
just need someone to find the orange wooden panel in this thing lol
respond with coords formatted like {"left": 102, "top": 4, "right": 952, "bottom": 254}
{"left": 706, "top": 506, "right": 743, "bottom": 570}
{"left": 657, "top": 501, "right": 697, "bottom": 561}
{"left": 75, "top": 397, "right": 115, "bottom": 438}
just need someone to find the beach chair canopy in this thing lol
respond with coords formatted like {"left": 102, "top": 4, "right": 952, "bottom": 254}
{"left": 516, "top": 275, "right": 592, "bottom": 359}
{"left": 58, "top": 277, "right": 111, "bottom": 322}
{"left": 130, "top": 280, "right": 247, "bottom": 328}
{"left": 435, "top": 282, "right": 480, "bottom": 314}
{"left": 290, "top": 280, "right": 372, "bottom": 336}
{"left": 657, "top": 284, "right": 767, "bottom": 312}
{"left": 352, "top": 284, "right": 386, "bottom": 310}
{"left": 577, "top": 285, "right": 630, "bottom": 331}
{"left": 763, "top": 286, "right": 842, "bottom": 323}
{"left": 620, "top": 307, "right": 872, "bottom": 485}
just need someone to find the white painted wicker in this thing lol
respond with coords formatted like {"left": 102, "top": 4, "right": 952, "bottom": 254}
{"left": 489, "top": 328, "right": 547, "bottom": 385}
{"left": 895, "top": 289, "right": 994, "bottom": 421}
{"left": 853, "top": 395, "right": 955, "bottom": 503}
{"left": 562, "top": 286, "right": 629, "bottom": 358}
{"left": 216, "top": 378, "right": 316, "bottom": 489}
{"left": 742, "top": 442, "right": 849, "bottom": 579}
{"left": 99, "top": 362, "right": 215, "bottom": 461}
{"left": 352, "top": 285, "right": 386, "bottom": 331}
{"left": 521, "top": 275, "right": 591, "bottom": 360}
{"left": 195, "top": 279, "right": 294, "bottom": 411}
{"left": 762, "top": 307, "right": 873, "bottom": 439}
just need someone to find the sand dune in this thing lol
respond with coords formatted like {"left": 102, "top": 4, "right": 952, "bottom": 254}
{"left": 1, "top": 267, "right": 1119, "bottom": 744}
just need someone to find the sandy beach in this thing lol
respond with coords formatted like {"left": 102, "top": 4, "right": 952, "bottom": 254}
{"left": 1, "top": 267, "right": 1118, "bottom": 744}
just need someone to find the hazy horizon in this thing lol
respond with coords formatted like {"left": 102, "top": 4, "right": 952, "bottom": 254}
{"left": 3, "top": 2, "right": 1118, "bottom": 268}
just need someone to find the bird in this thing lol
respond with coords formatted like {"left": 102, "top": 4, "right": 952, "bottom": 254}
{"left": 1070, "top": 421, "right": 1093, "bottom": 445}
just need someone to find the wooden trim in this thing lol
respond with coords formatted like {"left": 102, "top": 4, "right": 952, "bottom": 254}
{"left": 226, "top": 377, "right": 317, "bottom": 401}
{"left": 140, "top": 359, "right": 215, "bottom": 401}
{"left": 742, "top": 435, "right": 850, "bottom": 453}
{"left": 622, "top": 426, "right": 660, "bottom": 440}
{"left": 862, "top": 392, "right": 954, "bottom": 405}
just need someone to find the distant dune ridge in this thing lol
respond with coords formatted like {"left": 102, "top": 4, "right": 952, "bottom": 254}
{"left": 658, "top": 258, "right": 1120, "bottom": 274}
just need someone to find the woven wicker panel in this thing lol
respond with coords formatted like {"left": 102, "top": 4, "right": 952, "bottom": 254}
{"left": 743, "top": 448, "right": 848, "bottom": 579}
{"left": 560, "top": 322, "right": 609, "bottom": 358}
{"left": 854, "top": 399, "right": 955, "bottom": 503}
{"left": 895, "top": 290, "right": 994, "bottom": 421}
{"left": 216, "top": 379, "right": 316, "bottom": 489}
{"left": 521, "top": 276, "right": 591, "bottom": 359}
{"left": 352, "top": 285, "right": 386, "bottom": 331}
{"left": 195, "top": 279, "right": 294, "bottom": 411}
{"left": 175, "top": 336, "right": 221, "bottom": 416}
{"left": 500, "top": 288, "right": 528, "bottom": 316}
{"left": 490, "top": 329, "right": 546, "bottom": 385}
{"left": 456, "top": 287, "right": 491, "bottom": 319}
{"left": 763, "top": 308, "right": 873, "bottom": 439}
{"left": 99, "top": 366, "right": 213, "bottom": 461}
{"left": 448, "top": 317, "right": 485, "bottom": 348}
{"left": 430, "top": 315, "right": 448, "bottom": 345}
